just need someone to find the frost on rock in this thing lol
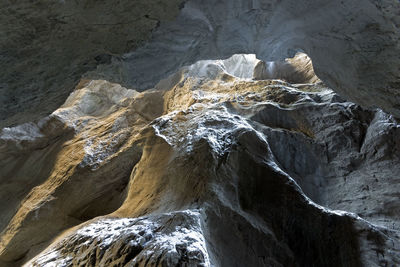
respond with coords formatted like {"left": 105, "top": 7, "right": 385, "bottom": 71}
{"left": 79, "top": 131, "right": 130, "bottom": 169}
{"left": 27, "top": 210, "right": 210, "bottom": 267}
{"left": 152, "top": 104, "right": 254, "bottom": 156}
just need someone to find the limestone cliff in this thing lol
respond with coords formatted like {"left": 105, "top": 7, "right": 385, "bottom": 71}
{"left": 1, "top": 55, "right": 399, "bottom": 266}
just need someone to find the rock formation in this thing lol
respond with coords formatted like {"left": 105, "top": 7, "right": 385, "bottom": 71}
{"left": 0, "top": 54, "right": 399, "bottom": 266}
{"left": 1, "top": 1, "right": 400, "bottom": 266}
{"left": 1, "top": 0, "right": 399, "bottom": 128}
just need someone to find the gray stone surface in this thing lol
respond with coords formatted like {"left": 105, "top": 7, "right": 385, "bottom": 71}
{"left": 0, "top": 0, "right": 183, "bottom": 128}
{"left": 1, "top": 57, "right": 399, "bottom": 266}
{"left": 1, "top": 0, "right": 400, "bottom": 129}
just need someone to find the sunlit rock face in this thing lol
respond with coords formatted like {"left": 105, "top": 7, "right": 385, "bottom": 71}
{"left": 254, "top": 53, "right": 320, "bottom": 84}
{"left": 1, "top": 55, "right": 399, "bottom": 266}
{"left": 1, "top": 0, "right": 400, "bottom": 129}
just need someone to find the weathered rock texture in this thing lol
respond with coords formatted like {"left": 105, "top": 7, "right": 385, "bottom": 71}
{"left": 1, "top": 55, "right": 399, "bottom": 266}
{"left": 90, "top": 0, "right": 400, "bottom": 118}
{"left": 0, "top": 0, "right": 184, "bottom": 128}
{"left": 1, "top": 0, "right": 400, "bottom": 129}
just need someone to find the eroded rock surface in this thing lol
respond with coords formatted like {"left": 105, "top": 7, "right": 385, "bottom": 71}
{"left": 1, "top": 0, "right": 400, "bottom": 129}
{"left": 31, "top": 211, "right": 209, "bottom": 266}
{"left": 1, "top": 56, "right": 399, "bottom": 266}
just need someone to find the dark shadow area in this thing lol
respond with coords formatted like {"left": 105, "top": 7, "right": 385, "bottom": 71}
{"left": 234, "top": 131, "right": 362, "bottom": 267}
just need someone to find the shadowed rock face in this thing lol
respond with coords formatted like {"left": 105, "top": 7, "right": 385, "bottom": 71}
{"left": 0, "top": 0, "right": 184, "bottom": 128}
{"left": 1, "top": 0, "right": 400, "bottom": 129}
{"left": 1, "top": 56, "right": 399, "bottom": 266}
